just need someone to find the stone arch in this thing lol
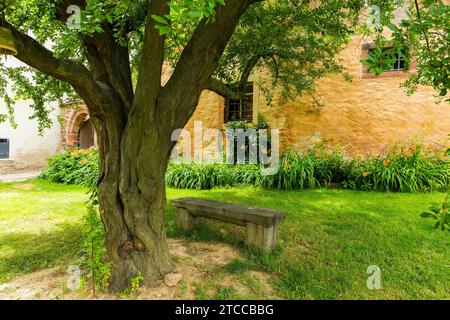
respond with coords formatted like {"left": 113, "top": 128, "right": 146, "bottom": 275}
{"left": 65, "top": 107, "right": 97, "bottom": 149}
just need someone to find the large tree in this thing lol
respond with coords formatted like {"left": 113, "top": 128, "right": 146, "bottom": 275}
{"left": 0, "top": 0, "right": 428, "bottom": 291}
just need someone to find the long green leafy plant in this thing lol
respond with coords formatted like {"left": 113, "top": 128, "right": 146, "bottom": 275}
{"left": 349, "top": 144, "right": 450, "bottom": 192}
{"left": 40, "top": 148, "right": 99, "bottom": 188}
{"left": 421, "top": 192, "right": 450, "bottom": 232}
{"left": 42, "top": 143, "right": 449, "bottom": 192}
{"left": 421, "top": 141, "right": 450, "bottom": 233}
{"left": 82, "top": 203, "right": 111, "bottom": 294}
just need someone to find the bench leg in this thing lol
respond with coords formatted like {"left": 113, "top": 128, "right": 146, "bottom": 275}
{"left": 176, "top": 208, "right": 199, "bottom": 231}
{"left": 245, "top": 223, "right": 277, "bottom": 249}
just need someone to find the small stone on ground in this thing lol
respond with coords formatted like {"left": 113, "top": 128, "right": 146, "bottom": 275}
{"left": 164, "top": 273, "right": 183, "bottom": 287}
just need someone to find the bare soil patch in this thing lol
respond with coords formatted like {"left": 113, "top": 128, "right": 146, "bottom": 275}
{"left": 0, "top": 239, "right": 276, "bottom": 300}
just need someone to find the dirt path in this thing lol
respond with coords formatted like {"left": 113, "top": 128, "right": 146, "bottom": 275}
{"left": 0, "top": 170, "right": 42, "bottom": 182}
{"left": 0, "top": 239, "right": 277, "bottom": 300}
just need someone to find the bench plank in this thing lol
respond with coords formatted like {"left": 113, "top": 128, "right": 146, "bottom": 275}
{"left": 172, "top": 197, "right": 286, "bottom": 249}
{"left": 171, "top": 197, "right": 286, "bottom": 227}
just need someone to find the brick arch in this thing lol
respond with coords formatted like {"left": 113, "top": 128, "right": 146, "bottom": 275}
{"left": 65, "top": 107, "right": 95, "bottom": 148}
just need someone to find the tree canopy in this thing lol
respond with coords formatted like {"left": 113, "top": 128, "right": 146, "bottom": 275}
{"left": 1, "top": 0, "right": 414, "bottom": 132}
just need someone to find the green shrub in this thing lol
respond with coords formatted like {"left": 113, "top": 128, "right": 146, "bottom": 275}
{"left": 40, "top": 148, "right": 99, "bottom": 188}
{"left": 420, "top": 142, "right": 450, "bottom": 233}
{"left": 258, "top": 151, "right": 319, "bottom": 190}
{"left": 225, "top": 115, "right": 272, "bottom": 165}
{"left": 312, "top": 146, "right": 354, "bottom": 185}
{"left": 348, "top": 144, "right": 450, "bottom": 192}
{"left": 41, "top": 143, "right": 449, "bottom": 193}
{"left": 257, "top": 147, "right": 354, "bottom": 190}
{"left": 231, "top": 164, "right": 261, "bottom": 185}
{"left": 166, "top": 163, "right": 235, "bottom": 189}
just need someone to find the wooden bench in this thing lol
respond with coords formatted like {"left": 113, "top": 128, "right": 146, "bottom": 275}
{"left": 171, "top": 197, "right": 286, "bottom": 249}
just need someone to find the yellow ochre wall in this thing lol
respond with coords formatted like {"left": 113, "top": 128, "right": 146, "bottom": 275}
{"left": 184, "top": 35, "right": 450, "bottom": 156}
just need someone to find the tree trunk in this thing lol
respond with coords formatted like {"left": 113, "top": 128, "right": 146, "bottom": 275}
{"left": 93, "top": 104, "right": 175, "bottom": 293}
{"left": 5, "top": 0, "right": 261, "bottom": 294}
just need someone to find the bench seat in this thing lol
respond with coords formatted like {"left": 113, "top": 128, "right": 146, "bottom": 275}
{"left": 171, "top": 197, "right": 286, "bottom": 249}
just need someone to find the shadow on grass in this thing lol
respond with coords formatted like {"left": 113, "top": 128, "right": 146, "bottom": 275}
{"left": 165, "top": 188, "right": 450, "bottom": 299}
{"left": 0, "top": 222, "right": 83, "bottom": 283}
{"left": 166, "top": 203, "right": 246, "bottom": 247}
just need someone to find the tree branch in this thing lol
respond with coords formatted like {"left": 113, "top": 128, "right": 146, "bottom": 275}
{"left": 207, "top": 54, "right": 262, "bottom": 99}
{"left": 237, "top": 55, "right": 260, "bottom": 89}
{"left": 54, "top": 0, "right": 134, "bottom": 111}
{"left": 133, "top": 0, "right": 169, "bottom": 109}
{"left": 0, "top": 17, "right": 125, "bottom": 124}
{"left": 84, "top": 29, "right": 134, "bottom": 111}
{"left": 206, "top": 78, "right": 245, "bottom": 100}
{"left": 413, "top": 0, "right": 430, "bottom": 50}
{"left": 159, "top": 0, "right": 257, "bottom": 130}
{"left": 0, "top": 18, "right": 92, "bottom": 90}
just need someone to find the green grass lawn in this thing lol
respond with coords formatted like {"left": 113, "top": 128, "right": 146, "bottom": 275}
{"left": 0, "top": 180, "right": 88, "bottom": 283}
{"left": 0, "top": 179, "right": 449, "bottom": 299}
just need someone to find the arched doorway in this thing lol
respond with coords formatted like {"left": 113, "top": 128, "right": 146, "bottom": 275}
{"left": 78, "top": 119, "right": 95, "bottom": 149}
{"left": 65, "top": 109, "right": 97, "bottom": 149}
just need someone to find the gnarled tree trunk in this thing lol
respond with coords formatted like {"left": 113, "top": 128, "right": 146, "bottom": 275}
{"left": 93, "top": 101, "right": 175, "bottom": 292}
{"left": 3, "top": 0, "right": 257, "bottom": 293}
{"left": 89, "top": 0, "right": 253, "bottom": 292}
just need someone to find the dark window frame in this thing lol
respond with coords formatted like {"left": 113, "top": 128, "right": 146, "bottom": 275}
{"left": 386, "top": 50, "right": 406, "bottom": 71}
{"left": 0, "top": 138, "right": 10, "bottom": 159}
{"left": 225, "top": 83, "right": 254, "bottom": 123}
{"left": 368, "top": 47, "right": 407, "bottom": 72}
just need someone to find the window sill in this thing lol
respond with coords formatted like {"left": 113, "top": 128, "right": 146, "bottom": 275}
{"left": 361, "top": 70, "right": 409, "bottom": 80}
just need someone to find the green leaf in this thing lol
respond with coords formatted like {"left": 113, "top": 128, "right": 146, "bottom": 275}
{"left": 151, "top": 14, "right": 169, "bottom": 25}
{"left": 156, "top": 25, "right": 171, "bottom": 36}
{"left": 429, "top": 205, "right": 442, "bottom": 214}
{"left": 420, "top": 212, "right": 434, "bottom": 218}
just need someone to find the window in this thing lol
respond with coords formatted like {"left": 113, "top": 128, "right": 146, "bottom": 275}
{"left": 367, "top": 48, "right": 407, "bottom": 72}
{"left": 0, "top": 138, "right": 9, "bottom": 159}
{"left": 387, "top": 51, "right": 406, "bottom": 71}
{"left": 225, "top": 83, "right": 254, "bottom": 123}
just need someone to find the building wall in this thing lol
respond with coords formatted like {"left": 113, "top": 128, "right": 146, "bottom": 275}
{"left": 185, "top": 35, "right": 450, "bottom": 157}
{"left": 0, "top": 58, "right": 61, "bottom": 174}
{"left": 0, "top": 98, "right": 61, "bottom": 174}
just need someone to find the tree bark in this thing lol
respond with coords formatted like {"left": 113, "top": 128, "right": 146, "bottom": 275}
{"left": 92, "top": 98, "right": 175, "bottom": 292}
{"left": 3, "top": 0, "right": 258, "bottom": 293}
{"left": 89, "top": 0, "right": 255, "bottom": 291}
